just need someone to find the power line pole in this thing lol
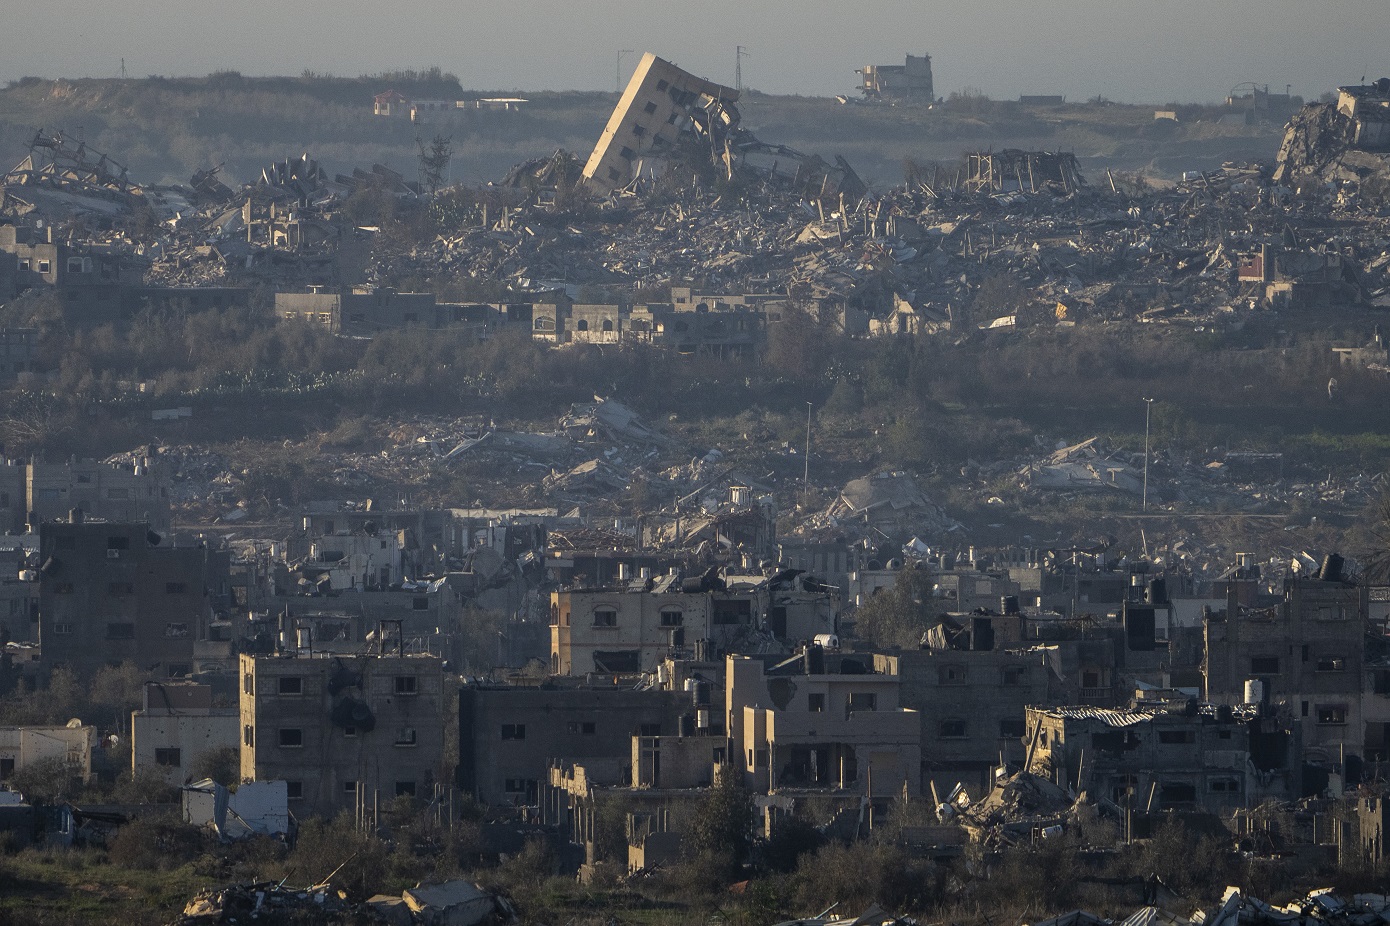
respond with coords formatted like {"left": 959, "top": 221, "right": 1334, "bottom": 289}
{"left": 1142, "top": 397, "right": 1155, "bottom": 512}
{"left": 803, "top": 401, "right": 813, "bottom": 507}
{"left": 735, "top": 46, "right": 750, "bottom": 94}
{"left": 616, "top": 50, "right": 634, "bottom": 94}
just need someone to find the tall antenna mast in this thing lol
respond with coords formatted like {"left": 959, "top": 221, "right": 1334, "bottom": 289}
{"left": 735, "top": 46, "right": 750, "bottom": 94}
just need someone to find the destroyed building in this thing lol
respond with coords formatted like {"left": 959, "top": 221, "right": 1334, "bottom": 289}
{"left": 1274, "top": 79, "right": 1390, "bottom": 186}
{"left": 1025, "top": 702, "right": 1280, "bottom": 813}
{"left": 550, "top": 572, "right": 765, "bottom": 675}
{"left": 38, "top": 516, "right": 229, "bottom": 678}
{"left": 238, "top": 650, "right": 446, "bottom": 818}
{"left": 856, "top": 54, "right": 935, "bottom": 103}
{"left": 726, "top": 650, "right": 922, "bottom": 797}
{"left": 1204, "top": 556, "right": 1372, "bottom": 783}
{"left": 130, "top": 681, "right": 238, "bottom": 786}
{"left": 879, "top": 635, "right": 1057, "bottom": 797}
{"left": 583, "top": 53, "right": 740, "bottom": 192}
{"left": 458, "top": 680, "right": 687, "bottom": 807}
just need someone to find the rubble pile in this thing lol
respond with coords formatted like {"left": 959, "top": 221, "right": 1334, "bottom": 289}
{"left": 170, "top": 878, "right": 514, "bottom": 926}
{"left": 170, "top": 880, "right": 361, "bottom": 925}
{"left": 1023, "top": 887, "right": 1390, "bottom": 926}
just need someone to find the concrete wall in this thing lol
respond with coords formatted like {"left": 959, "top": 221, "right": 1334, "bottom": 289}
{"left": 459, "top": 684, "right": 685, "bottom": 806}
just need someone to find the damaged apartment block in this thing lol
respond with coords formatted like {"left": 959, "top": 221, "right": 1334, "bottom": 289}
{"left": 583, "top": 52, "right": 864, "bottom": 202}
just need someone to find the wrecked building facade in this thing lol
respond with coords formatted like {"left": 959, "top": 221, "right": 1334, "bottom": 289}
{"left": 238, "top": 651, "right": 446, "bottom": 818}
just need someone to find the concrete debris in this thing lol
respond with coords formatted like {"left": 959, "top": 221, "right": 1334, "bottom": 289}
{"left": 1021, "top": 887, "right": 1390, "bottom": 926}
{"left": 170, "top": 878, "right": 514, "bottom": 926}
{"left": 770, "top": 905, "right": 917, "bottom": 926}
{"left": 792, "top": 472, "right": 961, "bottom": 545}
{"left": 1019, "top": 437, "right": 1144, "bottom": 496}
{"left": 1274, "top": 79, "right": 1390, "bottom": 189}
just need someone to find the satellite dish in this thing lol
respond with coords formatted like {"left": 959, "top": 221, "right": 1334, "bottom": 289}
{"left": 66, "top": 718, "right": 82, "bottom": 728}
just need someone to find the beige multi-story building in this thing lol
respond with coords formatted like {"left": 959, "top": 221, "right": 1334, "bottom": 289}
{"left": 238, "top": 651, "right": 445, "bottom": 818}
{"left": 726, "top": 651, "right": 921, "bottom": 797}
{"left": 550, "top": 578, "right": 765, "bottom": 676}
{"left": 582, "top": 53, "right": 739, "bottom": 192}
{"left": 131, "top": 681, "right": 238, "bottom": 785}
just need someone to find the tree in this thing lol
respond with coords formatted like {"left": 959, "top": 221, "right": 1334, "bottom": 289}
{"left": 686, "top": 772, "right": 754, "bottom": 869}
{"left": 852, "top": 566, "right": 940, "bottom": 649}
{"left": 416, "top": 134, "right": 453, "bottom": 194}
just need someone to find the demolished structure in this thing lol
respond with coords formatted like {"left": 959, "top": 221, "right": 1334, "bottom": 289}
{"left": 1274, "top": 78, "right": 1390, "bottom": 189}
{"left": 582, "top": 52, "right": 865, "bottom": 202}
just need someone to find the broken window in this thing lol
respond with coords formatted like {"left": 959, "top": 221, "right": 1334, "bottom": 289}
{"left": 1317, "top": 704, "right": 1348, "bottom": 725}
{"left": 1209, "top": 778, "right": 1242, "bottom": 793}
{"left": 999, "top": 717, "right": 1027, "bottom": 738}
{"left": 154, "top": 747, "right": 181, "bottom": 767}
{"left": 619, "top": 146, "right": 635, "bottom": 161}
{"left": 592, "top": 608, "right": 617, "bottom": 627}
{"left": 501, "top": 724, "right": 526, "bottom": 740}
{"left": 594, "top": 651, "right": 640, "bottom": 672}
{"left": 660, "top": 610, "right": 683, "bottom": 627}
{"left": 848, "top": 692, "right": 878, "bottom": 712}
{"left": 1159, "top": 782, "right": 1197, "bottom": 806}
{"left": 938, "top": 718, "right": 967, "bottom": 738}
{"left": 1002, "top": 666, "right": 1027, "bottom": 686}
{"left": 632, "top": 124, "right": 646, "bottom": 138}
{"left": 278, "top": 728, "right": 303, "bottom": 747}
{"left": 394, "top": 727, "right": 417, "bottom": 746}
{"left": 395, "top": 781, "right": 416, "bottom": 797}
{"left": 1251, "top": 656, "right": 1280, "bottom": 674}
{"left": 395, "top": 675, "right": 418, "bottom": 695}
{"left": 808, "top": 693, "right": 825, "bottom": 712}
{"left": 938, "top": 665, "right": 967, "bottom": 685}
{"left": 566, "top": 721, "right": 597, "bottom": 735}
{"left": 286, "top": 781, "right": 303, "bottom": 800}
{"left": 278, "top": 676, "right": 302, "bottom": 695}
{"left": 656, "top": 80, "right": 669, "bottom": 92}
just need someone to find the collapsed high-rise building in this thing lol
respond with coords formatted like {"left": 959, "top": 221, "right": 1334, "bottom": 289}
{"left": 582, "top": 52, "right": 865, "bottom": 202}
{"left": 583, "top": 53, "right": 741, "bottom": 192}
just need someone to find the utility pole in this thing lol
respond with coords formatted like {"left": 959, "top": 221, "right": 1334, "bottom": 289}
{"left": 1142, "top": 397, "right": 1155, "bottom": 512}
{"left": 735, "top": 46, "right": 750, "bottom": 94}
{"left": 803, "top": 401, "right": 813, "bottom": 507}
{"left": 616, "top": 50, "right": 634, "bottom": 94}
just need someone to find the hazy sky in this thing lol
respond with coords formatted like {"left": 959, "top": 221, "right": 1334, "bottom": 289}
{"left": 1, "top": 1, "right": 1384, "bottom": 103}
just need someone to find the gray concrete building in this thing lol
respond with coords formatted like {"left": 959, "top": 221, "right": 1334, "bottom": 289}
{"left": 239, "top": 652, "right": 446, "bottom": 818}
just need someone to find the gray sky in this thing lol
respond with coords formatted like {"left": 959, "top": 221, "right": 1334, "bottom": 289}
{"left": 1, "top": 1, "right": 1383, "bottom": 103}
